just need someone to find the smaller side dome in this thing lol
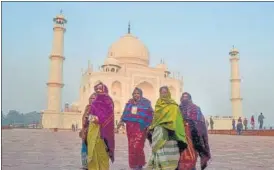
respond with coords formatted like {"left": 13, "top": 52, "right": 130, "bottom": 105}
{"left": 103, "top": 57, "right": 120, "bottom": 66}
{"left": 102, "top": 57, "right": 121, "bottom": 73}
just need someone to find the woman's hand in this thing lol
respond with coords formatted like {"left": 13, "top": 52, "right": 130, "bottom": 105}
{"left": 117, "top": 121, "right": 124, "bottom": 129}
{"left": 80, "top": 129, "right": 87, "bottom": 140}
{"left": 91, "top": 115, "right": 99, "bottom": 124}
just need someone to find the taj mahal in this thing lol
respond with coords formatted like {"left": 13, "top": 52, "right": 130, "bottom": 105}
{"left": 42, "top": 12, "right": 243, "bottom": 130}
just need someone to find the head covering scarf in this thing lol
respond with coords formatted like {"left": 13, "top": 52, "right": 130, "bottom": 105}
{"left": 83, "top": 93, "right": 97, "bottom": 128}
{"left": 122, "top": 87, "right": 153, "bottom": 130}
{"left": 149, "top": 86, "right": 187, "bottom": 145}
{"left": 179, "top": 92, "right": 211, "bottom": 169}
{"left": 89, "top": 82, "right": 115, "bottom": 162}
{"left": 89, "top": 92, "right": 97, "bottom": 103}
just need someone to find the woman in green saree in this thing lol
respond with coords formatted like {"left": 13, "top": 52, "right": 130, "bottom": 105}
{"left": 146, "top": 86, "right": 188, "bottom": 170}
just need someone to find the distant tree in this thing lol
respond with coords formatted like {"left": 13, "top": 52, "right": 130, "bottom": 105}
{"left": 2, "top": 110, "right": 42, "bottom": 126}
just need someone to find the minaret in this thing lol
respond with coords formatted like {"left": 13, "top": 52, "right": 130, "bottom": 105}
{"left": 128, "top": 21, "right": 131, "bottom": 34}
{"left": 46, "top": 11, "right": 67, "bottom": 112}
{"left": 229, "top": 46, "right": 243, "bottom": 118}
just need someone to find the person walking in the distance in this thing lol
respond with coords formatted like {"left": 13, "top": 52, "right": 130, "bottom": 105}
{"left": 258, "top": 113, "right": 265, "bottom": 130}
{"left": 210, "top": 116, "right": 214, "bottom": 130}
{"left": 236, "top": 118, "right": 243, "bottom": 135}
{"left": 178, "top": 92, "right": 211, "bottom": 170}
{"left": 232, "top": 118, "right": 236, "bottom": 130}
{"left": 251, "top": 115, "right": 255, "bottom": 130}
{"left": 118, "top": 87, "right": 153, "bottom": 170}
{"left": 243, "top": 118, "right": 248, "bottom": 130}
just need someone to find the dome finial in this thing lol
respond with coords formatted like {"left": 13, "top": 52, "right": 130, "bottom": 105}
{"left": 128, "top": 21, "right": 131, "bottom": 34}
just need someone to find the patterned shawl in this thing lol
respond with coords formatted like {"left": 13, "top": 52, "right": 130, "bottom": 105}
{"left": 149, "top": 86, "right": 187, "bottom": 148}
{"left": 121, "top": 87, "right": 153, "bottom": 130}
{"left": 179, "top": 92, "right": 211, "bottom": 169}
{"left": 89, "top": 82, "right": 115, "bottom": 162}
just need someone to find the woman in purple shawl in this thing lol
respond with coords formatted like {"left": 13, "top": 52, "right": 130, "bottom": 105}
{"left": 118, "top": 87, "right": 153, "bottom": 170}
{"left": 178, "top": 92, "right": 211, "bottom": 170}
{"left": 86, "top": 82, "right": 115, "bottom": 169}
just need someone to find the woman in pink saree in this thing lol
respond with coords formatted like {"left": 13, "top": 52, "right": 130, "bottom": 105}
{"left": 86, "top": 82, "right": 115, "bottom": 170}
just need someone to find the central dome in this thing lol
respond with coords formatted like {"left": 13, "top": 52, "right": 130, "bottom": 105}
{"left": 107, "top": 33, "right": 149, "bottom": 67}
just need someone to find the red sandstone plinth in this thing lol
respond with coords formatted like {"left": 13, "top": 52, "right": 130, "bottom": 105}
{"left": 208, "top": 129, "right": 274, "bottom": 136}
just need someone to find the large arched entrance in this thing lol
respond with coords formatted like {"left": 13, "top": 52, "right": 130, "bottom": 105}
{"left": 136, "top": 81, "right": 155, "bottom": 105}
{"left": 111, "top": 81, "right": 122, "bottom": 97}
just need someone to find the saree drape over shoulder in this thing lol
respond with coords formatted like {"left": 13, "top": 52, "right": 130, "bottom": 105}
{"left": 87, "top": 83, "right": 115, "bottom": 170}
{"left": 179, "top": 93, "right": 211, "bottom": 170}
{"left": 147, "top": 87, "right": 187, "bottom": 170}
{"left": 89, "top": 94, "right": 115, "bottom": 162}
{"left": 121, "top": 88, "right": 153, "bottom": 169}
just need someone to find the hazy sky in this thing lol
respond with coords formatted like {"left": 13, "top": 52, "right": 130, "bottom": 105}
{"left": 2, "top": 2, "right": 274, "bottom": 125}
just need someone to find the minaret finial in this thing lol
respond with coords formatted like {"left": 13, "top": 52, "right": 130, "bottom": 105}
{"left": 128, "top": 21, "right": 131, "bottom": 34}
{"left": 60, "top": 9, "right": 63, "bottom": 14}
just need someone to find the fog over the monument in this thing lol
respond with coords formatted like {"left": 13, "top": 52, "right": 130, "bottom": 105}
{"left": 2, "top": 2, "right": 274, "bottom": 126}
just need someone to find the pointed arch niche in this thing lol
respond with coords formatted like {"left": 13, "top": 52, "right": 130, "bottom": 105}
{"left": 136, "top": 81, "right": 155, "bottom": 104}
{"left": 111, "top": 81, "right": 122, "bottom": 97}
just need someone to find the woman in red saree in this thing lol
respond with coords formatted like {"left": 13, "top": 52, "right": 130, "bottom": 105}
{"left": 178, "top": 92, "right": 211, "bottom": 170}
{"left": 251, "top": 115, "right": 255, "bottom": 130}
{"left": 118, "top": 87, "right": 153, "bottom": 170}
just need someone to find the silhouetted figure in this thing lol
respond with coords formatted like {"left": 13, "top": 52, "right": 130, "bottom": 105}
{"left": 237, "top": 119, "right": 243, "bottom": 135}
{"left": 72, "top": 124, "right": 75, "bottom": 131}
{"left": 258, "top": 113, "right": 265, "bottom": 130}
{"left": 210, "top": 116, "right": 214, "bottom": 130}
{"left": 232, "top": 119, "right": 236, "bottom": 130}
{"left": 251, "top": 115, "right": 255, "bottom": 130}
{"left": 243, "top": 118, "right": 248, "bottom": 130}
{"left": 238, "top": 117, "right": 242, "bottom": 123}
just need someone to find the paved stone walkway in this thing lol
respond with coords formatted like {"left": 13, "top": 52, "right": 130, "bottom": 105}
{"left": 2, "top": 129, "right": 274, "bottom": 170}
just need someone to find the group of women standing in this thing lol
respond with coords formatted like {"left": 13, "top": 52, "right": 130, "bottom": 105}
{"left": 79, "top": 82, "right": 211, "bottom": 170}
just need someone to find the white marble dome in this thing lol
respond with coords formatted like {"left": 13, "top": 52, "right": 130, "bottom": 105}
{"left": 107, "top": 33, "right": 150, "bottom": 67}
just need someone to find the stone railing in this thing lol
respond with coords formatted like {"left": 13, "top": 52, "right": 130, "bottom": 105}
{"left": 208, "top": 130, "right": 274, "bottom": 136}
